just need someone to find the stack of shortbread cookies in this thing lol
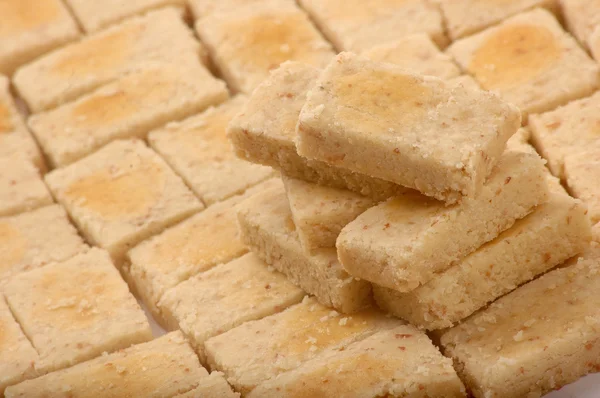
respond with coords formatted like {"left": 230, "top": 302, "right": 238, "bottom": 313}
{"left": 227, "top": 50, "right": 597, "bottom": 397}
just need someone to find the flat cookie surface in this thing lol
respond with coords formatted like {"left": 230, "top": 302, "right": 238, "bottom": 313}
{"left": 45, "top": 139, "right": 203, "bottom": 265}
{"left": 4, "top": 248, "right": 152, "bottom": 374}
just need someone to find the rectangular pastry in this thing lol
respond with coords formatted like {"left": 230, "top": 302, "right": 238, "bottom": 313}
{"left": 374, "top": 193, "right": 591, "bottom": 329}
{"left": 296, "top": 52, "right": 521, "bottom": 202}
{"left": 337, "top": 151, "right": 549, "bottom": 292}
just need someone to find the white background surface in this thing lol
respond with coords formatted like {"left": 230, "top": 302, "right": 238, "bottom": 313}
{"left": 142, "top": 299, "right": 600, "bottom": 397}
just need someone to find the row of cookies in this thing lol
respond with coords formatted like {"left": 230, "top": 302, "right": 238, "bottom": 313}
{"left": 0, "top": 3, "right": 261, "bottom": 397}
{"left": 0, "top": 228, "right": 238, "bottom": 398}
{"left": 0, "top": 133, "right": 266, "bottom": 396}
{"left": 0, "top": 98, "right": 281, "bottom": 395}
{"left": 3, "top": 1, "right": 600, "bottom": 220}
{"left": 0, "top": 2, "right": 285, "bottom": 395}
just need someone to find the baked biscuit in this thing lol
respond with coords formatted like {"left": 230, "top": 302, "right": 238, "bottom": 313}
{"left": 375, "top": 193, "right": 591, "bottom": 329}
{"left": 0, "top": 205, "right": 88, "bottom": 286}
{"left": 296, "top": 52, "right": 521, "bottom": 202}
{"left": 237, "top": 185, "right": 373, "bottom": 313}
{"left": 440, "top": 247, "right": 600, "bottom": 398}
{"left": 338, "top": 151, "right": 549, "bottom": 292}
{"left": 204, "top": 297, "right": 403, "bottom": 395}
{"left": 149, "top": 96, "right": 274, "bottom": 206}
{"left": 298, "top": 0, "right": 446, "bottom": 51}
{"left": 5, "top": 331, "right": 209, "bottom": 398}
{"left": 158, "top": 253, "right": 305, "bottom": 361}
{"left": 195, "top": 3, "right": 333, "bottom": 93}
{"left": 0, "top": 0, "right": 79, "bottom": 75}
{"left": 227, "top": 61, "right": 411, "bottom": 200}
{"left": 448, "top": 8, "right": 599, "bottom": 119}
{"left": 3, "top": 248, "right": 152, "bottom": 375}
{"left": 283, "top": 175, "right": 375, "bottom": 253}
{"left": 126, "top": 178, "right": 280, "bottom": 321}
{"left": 249, "top": 325, "right": 465, "bottom": 397}
{"left": 14, "top": 8, "right": 204, "bottom": 113}
{"left": 29, "top": 62, "right": 228, "bottom": 167}
{"left": 45, "top": 140, "right": 203, "bottom": 266}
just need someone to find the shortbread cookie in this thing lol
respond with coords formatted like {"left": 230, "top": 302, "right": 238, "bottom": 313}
{"left": 227, "top": 61, "right": 413, "bottom": 200}
{"left": 0, "top": 297, "right": 38, "bottom": 395}
{"left": 45, "top": 140, "right": 203, "bottom": 266}
{"left": 283, "top": 176, "right": 375, "bottom": 252}
{"left": 448, "top": 8, "right": 599, "bottom": 118}
{"left": 363, "top": 33, "right": 460, "bottom": 79}
{"left": 4, "top": 248, "right": 152, "bottom": 375}
{"left": 560, "top": 0, "right": 600, "bottom": 47}
{"left": 0, "top": 205, "right": 88, "bottom": 286}
{"left": 296, "top": 52, "right": 521, "bottom": 202}
{"left": 375, "top": 193, "right": 591, "bottom": 329}
{"left": 204, "top": 297, "right": 403, "bottom": 395}
{"left": 0, "top": 0, "right": 79, "bottom": 75}
{"left": 196, "top": 3, "right": 333, "bottom": 93}
{"left": 29, "top": 62, "right": 228, "bottom": 167}
{"left": 439, "top": 0, "right": 558, "bottom": 40}
{"left": 149, "top": 95, "right": 273, "bottom": 206}
{"left": 297, "top": 0, "right": 446, "bottom": 51}
{"left": 158, "top": 253, "right": 305, "bottom": 361}
{"left": 65, "top": 0, "right": 186, "bottom": 32}
{"left": 0, "top": 76, "right": 44, "bottom": 170}
{"left": 126, "top": 178, "right": 280, "bottom": 321}
{"left": 440, "top": 247, "right": 600, "bottom": 398}
{"left": 5, "top": 331, "right": 208, "bottom": 398}
{"left": 0, "top": 155, "right": 52, "bottom": 217}
{"left": 14, "top": 8, "right": 203, "bottom": 112}
{"left": 237, "top": 185, "right": 373, "bottom": 313}
{"left": 249, "top": 325, "right": 465, "bottom": 397}
{"left": 338, "top": 151, "right": 549, "bottom": 292}
{"left": 529, "top": 90, "right": 600, "bottom": 178}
